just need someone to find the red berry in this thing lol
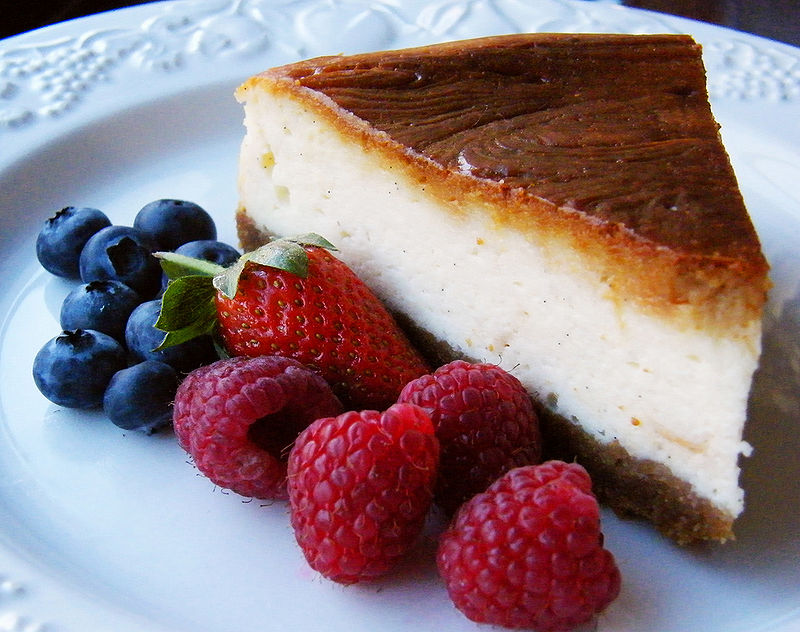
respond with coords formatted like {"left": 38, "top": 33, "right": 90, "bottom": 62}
{"left": 215, "top": 242, "right": 429, "bottom": 410}
{"left": 287, "top": 403, "right": 439, "bottom": 584}
{"left": 173, "top": 355, "right": 343, "bottom": 499}
{"left": 437, "top": 461, "right": 621, "bottom": 632}
{"left": 398, "top": 360, "right": 541, "bottom": 513}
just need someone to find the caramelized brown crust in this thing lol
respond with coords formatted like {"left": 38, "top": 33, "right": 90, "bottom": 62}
{"left": 236, "top": 33, "right": 769, "bottom": 334}
{"left": 236, "top": 210, "right": 267, "bottom": 253}
{"left": 537, "top": 407, "right": 735, "bottom": 545}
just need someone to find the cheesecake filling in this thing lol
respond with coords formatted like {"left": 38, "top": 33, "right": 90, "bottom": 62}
{"left": 237, "top": 92, "right": 760, "bottom": 521}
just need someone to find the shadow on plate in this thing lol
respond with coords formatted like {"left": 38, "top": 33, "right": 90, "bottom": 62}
{"left": 718, "top": 285, "right": 800, "bottom": 565}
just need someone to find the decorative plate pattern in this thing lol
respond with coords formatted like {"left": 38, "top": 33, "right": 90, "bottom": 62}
{"left": 0, "top": 576, "right": 46, "bottom": 632}
{"left": 1, "top": 0, "right": 799, "bottom": 131}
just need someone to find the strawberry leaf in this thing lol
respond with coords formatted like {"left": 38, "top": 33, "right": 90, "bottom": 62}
{"left": 156, "top": 275, "right": 217, "bottom": 330}
{"left": 155, "top": 251, "right": 225, "bottom": 280}
{"left": 155, "top": 316, "right": 218, "bottom": 350}
{"left": 249, "top": 239, "right": 310, "bottom": 276}
{"left": 155, "top": 274, "right": 218, "bottom": 350}
{"left": 212, "top": 256, "right": 249, "bottom": 300}
{"left": 212, "top": 233, "right": 336, "bottom": 299}
{"left": 289, "top": 233, "right": 337, "bottom": 251}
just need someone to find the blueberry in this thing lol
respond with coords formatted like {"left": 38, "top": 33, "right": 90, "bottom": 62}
{"left": 79, "top": 225, "right": 162, "bottom": 298}
{"left": 36, "top": 206, "right": 112, "bottom": 278}
{"left": 103, "top": 361, "right": 178, "bottom": 434}
{"left": 174, "top": 240, "right": 240, "bottom": 267}
{"left": 33, "top": 329, "right": 127, "bottom": 409}
{"left": 125, "top": 299, "right": 216, "bottom": 372}
{"left": 160, "top": 240, "right": 240, "bottom": 294}
{"left": 60, "top": 280, "right": 143, "bottom": 342}
{"left": 134, "top": 199, "right": 216, "bottom": 251}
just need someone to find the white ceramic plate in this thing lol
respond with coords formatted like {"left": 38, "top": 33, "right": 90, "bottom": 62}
{"left": 1, "top": 1, "right": 799, "bottom": 630}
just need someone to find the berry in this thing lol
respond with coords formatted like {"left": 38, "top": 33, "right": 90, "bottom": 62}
{"left": 125, "top": 299, "right": 216, "bottom": 372}
{"left": 173, "top": 355, "right": 343, "bottom": 499}
{"left": 60, "top": 280, "right": 142, "bottom": 342}
{"left": 437, "top": 462, "right": 621, "bottom": 632}
{"left": 287, "top": 403, "right": 439, "bottom": 584}
{"left": 103, "top": 360, "right": 178, "bottom": 434}
{"left": 134, "top": 199, "right": 216, "bottom": 251}
{"left": 174, "top": 240, "right": 240, "bottom": 266}
{"left": 156, "top": 235, "right": 429, "bottom": 410}
{"left": 36, "top": 206, "right": 111, "bottom": 278}
{"left": 160, "top": 240, "right": 240, "bottom": 294}
{"left": 32, "top": 329, "right": 127, "bottom": 409}
{"left": 214, "top": 236, "right": 429, "bottom": 409}
{"left": 79, "top": 225, "right": 162, "bottom": 298}
{"left": 398, "top": 360, "right": 541, "bottom": 513}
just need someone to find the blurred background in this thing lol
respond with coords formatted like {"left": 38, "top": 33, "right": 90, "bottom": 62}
{"left": 1, "top": 0, "right": 799, "bottom": 45}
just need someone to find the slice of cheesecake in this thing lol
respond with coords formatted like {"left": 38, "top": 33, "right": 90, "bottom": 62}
{"left": 233, "top": 33, "right": 769, "bottom": 544}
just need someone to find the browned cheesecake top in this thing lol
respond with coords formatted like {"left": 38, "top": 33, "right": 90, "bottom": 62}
{"left": 241, "top": 34, "right": 769, "bottom": 329}
{"left": 265, "top": 34, "right": 763, "bottom": 261}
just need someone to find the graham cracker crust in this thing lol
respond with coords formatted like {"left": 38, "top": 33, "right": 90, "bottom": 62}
{"left": 390, "top": 304, "right": 738, "bottom": 546}
{"left": 536, "top": 407, "right": 735, "bottom": 545}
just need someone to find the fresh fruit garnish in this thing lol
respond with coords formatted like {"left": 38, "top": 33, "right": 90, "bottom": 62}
{"left": 437, "top": 461, "right": 621, "bottom": 632}
{"left": 103, "top": 360, "right": 178, "bottom": 434}
{"left": 125, "top": 299, "right": 217, "bottom": 373}
{"left": 60, "top": 279, "right": 142, "bottom": 342}
{"left": 36, "top": 206, "right": 111, "bottom": 279}
{"left": 173, "top": 239, "right": 241, "bottom": 266}
{"left": 172, "top": 355, "right": 344, "bottom": 499}
{"left": 287, "top": 403, "right": 439, "bottom": 584}
{"left": 398, "top": 359, "right": 542, "bottom": 513}
{"left": 133, "top": 199, "right": 217, "bottom": 251}
{"left": 79, "top": 225, "right": 162, "bottom": 298}
{"left": 32, "top": 329, "right": 127, "bottom": 409}
{"left": 158, "top": 240, "right": 241, "bottom": 295}
{"left": 156, "top": 234, "right": 430, "bottom": 409}
{"left": 32, "top": 199, "right": 239, "bottom": 433}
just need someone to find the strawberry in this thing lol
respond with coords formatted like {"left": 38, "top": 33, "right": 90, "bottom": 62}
{"left": 155, "top": 234, "right": 429, "bottom": 409}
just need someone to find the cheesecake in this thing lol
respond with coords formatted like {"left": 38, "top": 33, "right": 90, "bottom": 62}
{"left": 233, "top": 33, "right": 769, "bottom": 544}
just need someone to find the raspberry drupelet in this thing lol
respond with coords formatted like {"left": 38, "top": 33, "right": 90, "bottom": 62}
{"left": 173, "top": 355, "right": 344, "bottom": 499}
{"left": 398, "top": 359, "right": 542, "bottom": 513}
{"left": 287, "top": 403, "right": 439, "bottom": 584}
{"left": 437, "top": 461, "right": 621, "bottom": 631}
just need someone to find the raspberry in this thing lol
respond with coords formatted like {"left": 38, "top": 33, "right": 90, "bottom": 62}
{"left": 437, "top": 461, "right": 621, "bottom": 632}
{"left": 398, "top": 360, "right": 541, "bottom": 513}
{"left": 287, "top": 403, "right": 439, "bottom": 584}
{"left": 173, "top": 355, "right": 343, "bottom": 499}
